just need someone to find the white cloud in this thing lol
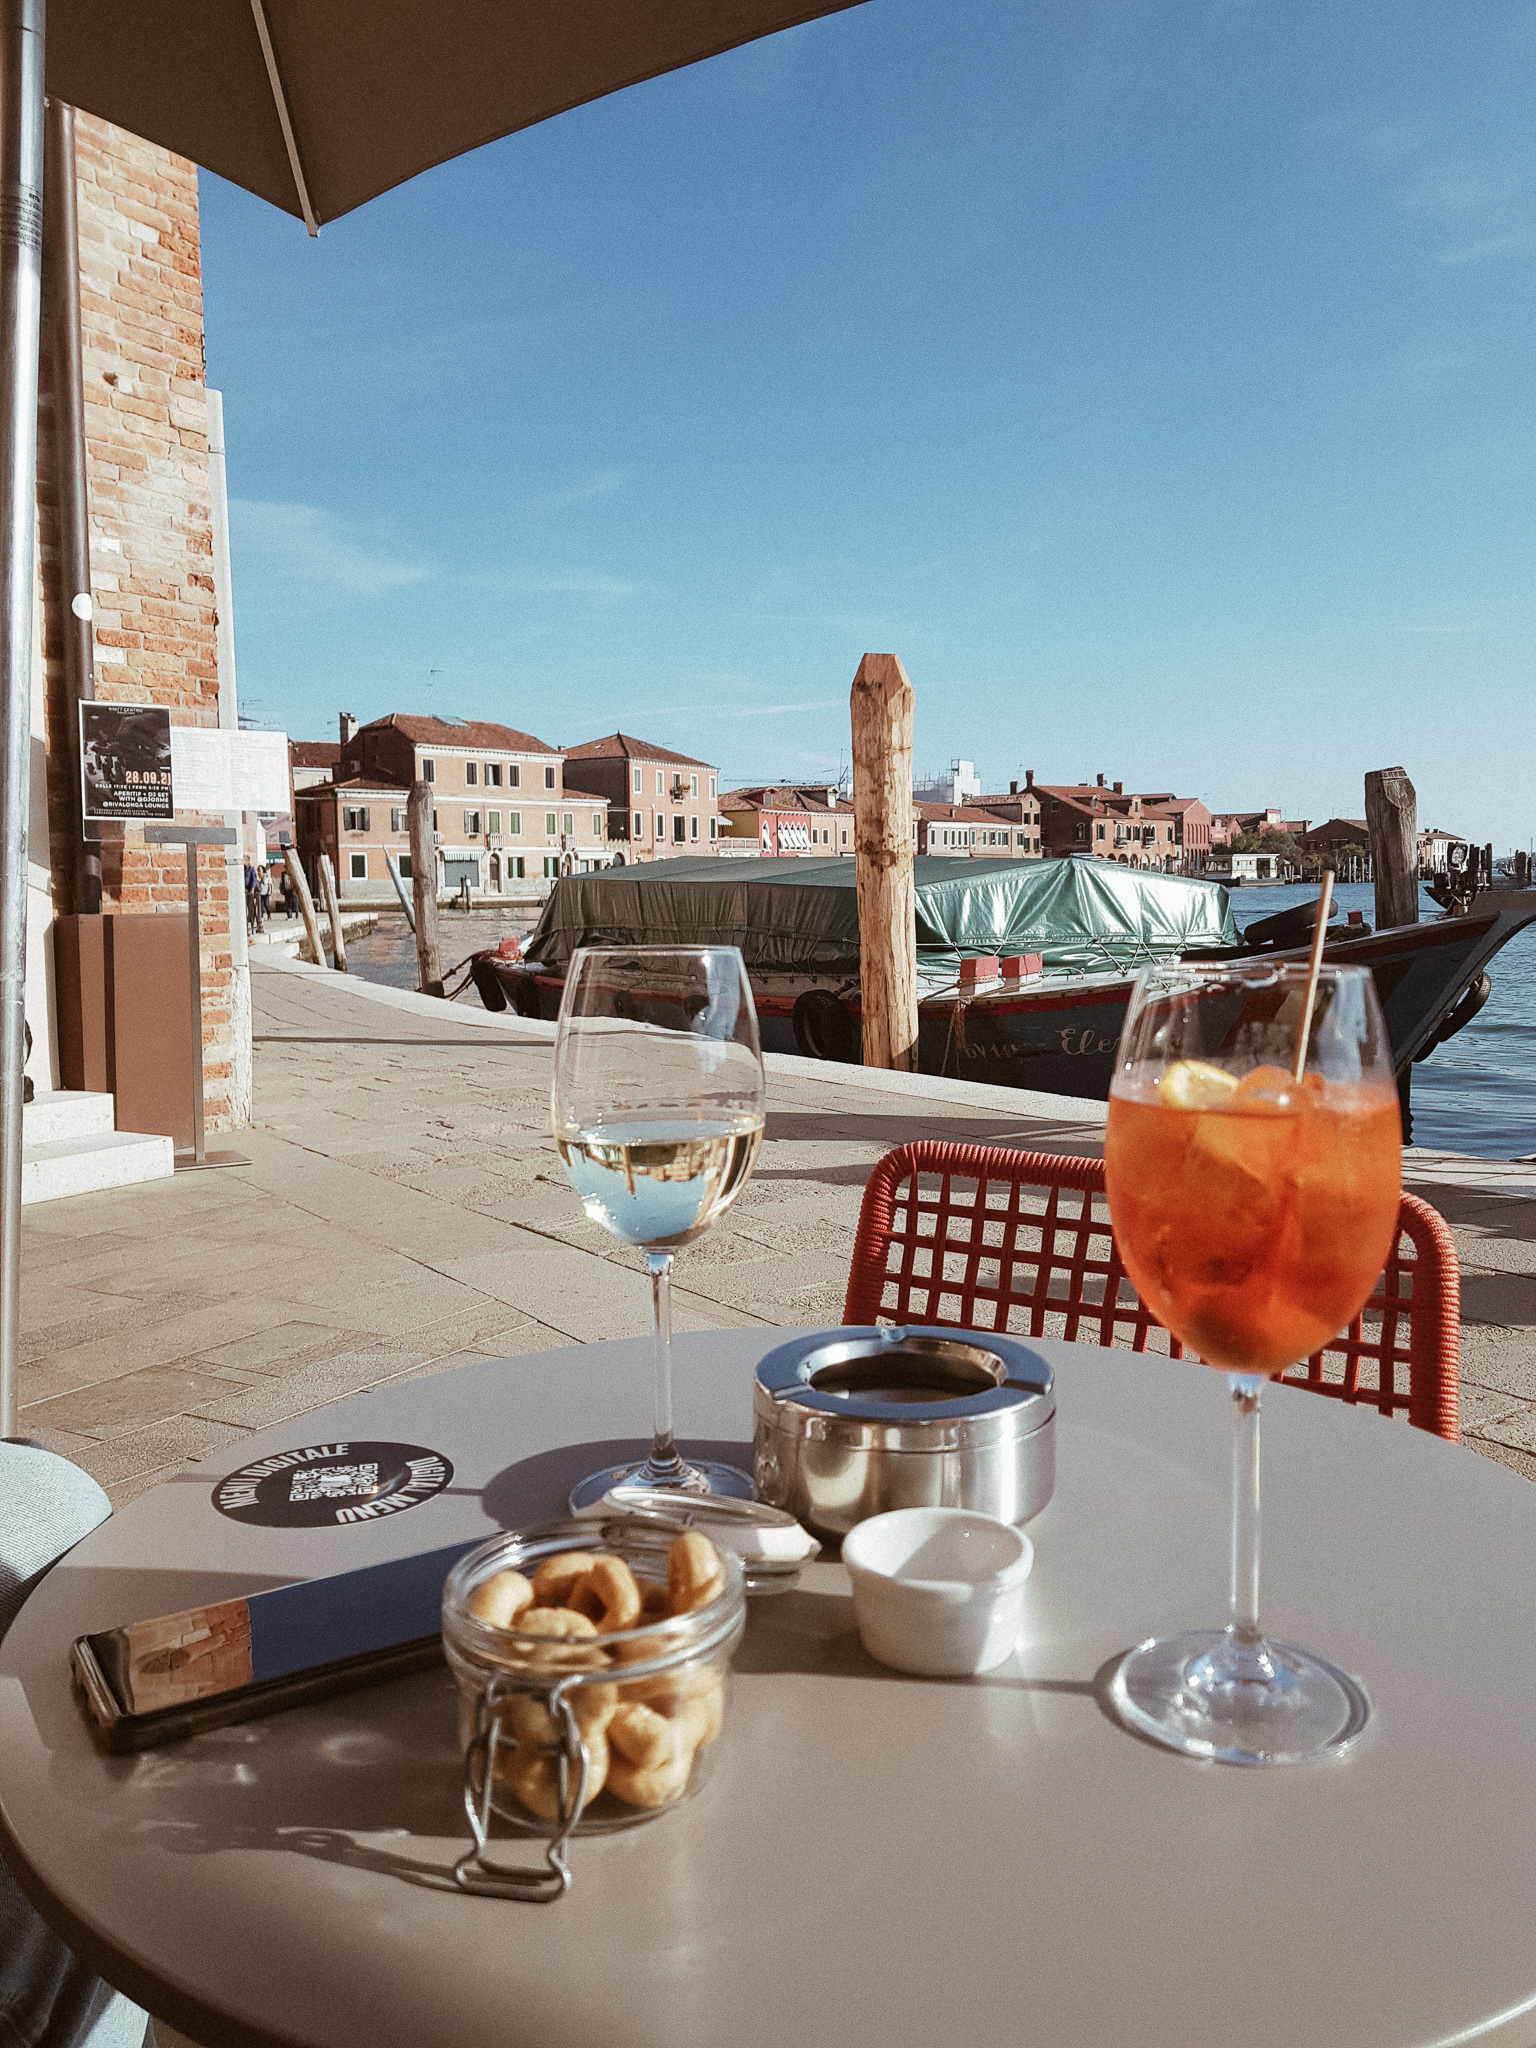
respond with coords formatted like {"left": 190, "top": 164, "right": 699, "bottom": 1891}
{"left": 229, "top": 500, "right": 429, "bottom": 611}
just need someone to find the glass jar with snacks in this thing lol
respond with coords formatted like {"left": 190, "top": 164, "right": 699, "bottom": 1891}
{"left": 442, "top": 1519, "right": 746, "bottom": 1901}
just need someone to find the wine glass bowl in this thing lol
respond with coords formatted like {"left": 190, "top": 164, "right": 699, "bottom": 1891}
{"left": 1103, "top": 959, "right": 1401, "bottom": 1764}
{"left": 553, "top": 947, "right": 766, "bottom": 1511}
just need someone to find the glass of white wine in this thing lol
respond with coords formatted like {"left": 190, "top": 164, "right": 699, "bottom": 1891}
{"left": 554, "top": 946, "right": 766, "bottom": 1510}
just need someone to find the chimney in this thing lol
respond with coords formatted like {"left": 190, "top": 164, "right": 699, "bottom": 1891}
{"left": 1009, "top": 780, "right": 1018, "bottom": 795}
{"left": 1113, "top": 781, "right": 1123, "bottom": 795}
{"left": 340, "top": 712, "right": 359, "bottom": 747}
{"left": 1025, "top": 769, "right": 1034, "bottom": 789}
{"left": 1096, "top": 773, "right": 1105, "bottom": 787}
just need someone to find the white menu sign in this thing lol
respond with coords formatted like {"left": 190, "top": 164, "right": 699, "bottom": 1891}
{"left": 169, "top": 728, "right": 290, "bottom": 813}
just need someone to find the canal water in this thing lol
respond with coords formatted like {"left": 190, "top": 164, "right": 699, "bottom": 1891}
{"left": 344, "top": 885, "right": 1536, "bottom": 1162}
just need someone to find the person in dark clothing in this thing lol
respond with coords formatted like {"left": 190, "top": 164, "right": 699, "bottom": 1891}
{"left": 281, "top": 869, "right": 297, "bottom": 919}
{"left": 243, "top": 860, "right": 258, "bottom": 936}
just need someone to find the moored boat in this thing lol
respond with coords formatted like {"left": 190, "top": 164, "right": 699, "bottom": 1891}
{"left": 468, "top": 856, "right": 1536, "bottom": 1105}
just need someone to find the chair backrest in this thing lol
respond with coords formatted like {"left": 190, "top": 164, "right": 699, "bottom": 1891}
{"left": 842, "top": 1140, "right": 1460, "bottom": 1441}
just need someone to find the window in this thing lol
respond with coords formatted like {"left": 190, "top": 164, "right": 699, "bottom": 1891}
{"left": 563, "top": 812, "right": 573, "bottom": 835}
{"left": 390, "top": 808, "right": 405, "bottom": 833}
{"left": 690, "top": 816, "right": 699, "bottom": 841}
{"left": 349, "top": 853, "right": 367, "bottom": 880}
{"left": 421, "top": 758, "right": 435, "bottom": 783}
{"left": 673, "top": 815, "right": 686, "bottom": 843}
{"left": 710, "top": 817, "right": 718, "bottom": 840}
{"left": 432, "top": 809, "right": 439, "bottom": 831}
{"left": 487, "top": 810, "right": 501, "bottom": 835}
{"left": 545, "top": 812, "right": 556, "bottom": 836}
{"left": 655, "top": 811, "right": 664, "bottom": 840}
{"left": 464, "top": 761, "right": 478, "bottom": 787}
{"left": 633, "top": 810, "right": 643, "bottom": 838}
{"left": 656, "top": 770, "right": 664, "bottom": 795}
{"left": 543, "top": 856, "right": 559, "bottom": 877}
{"left": 510, "top": 856, "right": 524, "bottom": 879}
{"left": 690, "top": 774, "right": 699, "bottom": 797}
{"left": 508, "top": 763, "right": 521, "bottom": 789}
{"left": 1096, "top": 824, "right": 1106, "bottom": 841}
{"left": 508, "top": 812, "right": 521, "bottom": 834}
{"left": 592, "top": 812, "right": 603, "bottom": 837}
{"left": 486, "top": 763, "right": 502, "bottom": 787}
{"left": 464, "top": 810, "right": 481, "bottom": 835}
{"left": 544, "top": 765, "right": 556, "bottom": 790}
{"left": 343, "top": 806, "right": 370, "bottom": 831}
{"left": 633, "top": 767, "right": 643, "bottom": 793}
{"left": 841, "top": 829, "right": 848, "bottom": 844}
{"left": 398, "top": 853, "right": 412, "bottom": 880}
{"left": 709, "top": 776, "right": 717, "bottom": 798}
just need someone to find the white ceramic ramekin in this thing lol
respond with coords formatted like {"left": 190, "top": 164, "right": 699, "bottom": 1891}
{"left": 842, "top": 1507, "right": 1034, "bottom": 1678}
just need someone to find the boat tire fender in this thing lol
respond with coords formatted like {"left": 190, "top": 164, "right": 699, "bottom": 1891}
{"left": 470, "top": 959, "right": 510, "bottom": 1012}
{"left": 1415, "top": 972, "right": 1492, "bottom": 1060}
{"left": 512, "top": 974, "right": 544, "bottom": 1020}
{"left": 792, "top": 989, "right": 861, "bottom": 1064}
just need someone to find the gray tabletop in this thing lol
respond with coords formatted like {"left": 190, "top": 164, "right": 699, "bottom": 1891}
{"left": 2, "top": 1329, "right": 1535, "bottom": 2048}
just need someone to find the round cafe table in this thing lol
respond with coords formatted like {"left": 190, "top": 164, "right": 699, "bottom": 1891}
{"left": 2, "top": 1329, "right": 1535, "bottom": 2048}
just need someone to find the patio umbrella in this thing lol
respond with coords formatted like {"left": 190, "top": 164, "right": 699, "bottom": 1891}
{"left": 0, "top": 0, "right": 870, "bottom": 1430}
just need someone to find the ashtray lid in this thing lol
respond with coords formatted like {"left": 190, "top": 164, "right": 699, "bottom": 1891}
{"left": 754, "top": 1326, "right": 1054, "bottom": 1451}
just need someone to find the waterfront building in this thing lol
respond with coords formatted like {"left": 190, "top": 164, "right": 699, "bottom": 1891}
{"left": 719, "top": 785, "right": 853, "bottom": 857}
{"left": 913, "top": 759, "right": 983, "bottom": 807}
{"left": 563, "top": 734, "right": 720, "bottom": 861}
{"left": 916, "top": 801, "right": 1041, "bottom": 858}
{"left": 289, "top": 741, "right": 340, "bottom": 794}
{"left": 1209, "top": 806, "right": 1311, "bottom": 847}
{"left": 1030, "top": 775, "right": 1198, "bottom": 871}
{"left": 1299, "top": 818, "right": 1371, "bottom": 863}
{"left": 1418, "top": 828, "right": 1470, "bottom": 875}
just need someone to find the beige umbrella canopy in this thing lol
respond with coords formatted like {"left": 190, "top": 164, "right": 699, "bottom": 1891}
{"left": 46, "top": 0, "right": 868, "bottom": 231}
{"left": 0, "top": 0, "right": 868, "bottom": 1429}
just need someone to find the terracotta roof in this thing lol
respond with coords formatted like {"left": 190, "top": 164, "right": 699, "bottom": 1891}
{"left": 723, "top": 785, "right": 852, "bottom": 814}
{"left": 917, "top": 802, "right": 1026, "bottom": 825}
{"left": 360, "top": 714, "right": 558, "bottom": 754}
{"left": 297, "top": 774, "right": 412, "bottom": 796}
{"left": 290, "top": 741, "right": 340, "bottom": 767}
{"left": 563, "top": 732, "right": 717, "bottom": 771}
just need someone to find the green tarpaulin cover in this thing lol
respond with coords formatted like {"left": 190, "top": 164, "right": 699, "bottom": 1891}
{"left": 525, "top": 856, "right": 1237, "bottom": 980}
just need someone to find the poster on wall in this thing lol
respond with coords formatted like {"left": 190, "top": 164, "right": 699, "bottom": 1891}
{"left": 169, "top": 728, "right": 290, "bottom": 814}
{"left": 79, "top": 702, "right": 173, "bottom": 822}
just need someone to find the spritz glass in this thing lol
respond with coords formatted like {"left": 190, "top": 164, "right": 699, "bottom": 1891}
{"left": 1103, "top": 960, "right": 1401, "bottom": 1764}
{"left": 553, "top": 946, "right": 766, "bottom": 1510}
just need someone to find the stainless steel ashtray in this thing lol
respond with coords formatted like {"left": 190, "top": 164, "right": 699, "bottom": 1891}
{"left": 751, "top": 1326, "right": 1055, "bottom": 1540}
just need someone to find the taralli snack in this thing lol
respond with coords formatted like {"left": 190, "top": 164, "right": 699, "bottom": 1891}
{"left": 515, "top": 1607, "right": 609, "bottom": 1671}
{"left": 568, "top": 1555, "right": 642, "bottom": 1633}
{"left": 447, "top": 1531, "right": 737, "bottom": 1824}
{"left": 667, "top": 1531, "right": 726, "bottom": 1616}
{"left": 467, "top": 1568, "right": 533, "bottom": 1631}
{"left": 606, "top": 1745, "right": 693, "bottom": 1809}
{"left": 531, "top": 1552, "right": 599, "bottom": 1607}
{"left": 499, "top": 1727, "right": 610, "bottom": 1819}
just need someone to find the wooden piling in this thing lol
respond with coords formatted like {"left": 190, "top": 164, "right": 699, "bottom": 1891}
{"left": 408, "top": 782, "right": 444, "bottom": 997}
{"left": 850, "top": 653, "right": 917, "bottom": 1071}
{"left": 318, "top": 853, "right": 348, "bottom": 971}
{"left": 1364, "top": 767, "right": 1418, "bottom": 932}
{"left": 282, "top": 848, "right": 327, "bottom": 969}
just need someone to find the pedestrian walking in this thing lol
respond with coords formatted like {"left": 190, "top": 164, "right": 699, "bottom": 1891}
{"left": 258, "top": 865, "right": 272, "bottom": 929}
{"left": 281, "top": 869, "right": 297, "bottom": 919}
{"left": 243, "top": 859, "right": 258, "bottom": 937}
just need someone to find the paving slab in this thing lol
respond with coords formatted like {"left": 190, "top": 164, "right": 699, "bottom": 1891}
{"left": 16, "top": 950, "right": 1535, "bottom": 1504}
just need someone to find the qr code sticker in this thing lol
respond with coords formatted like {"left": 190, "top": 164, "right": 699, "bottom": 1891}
{"left": 289, "top": 1462, "right": 380, "bottom": 1503}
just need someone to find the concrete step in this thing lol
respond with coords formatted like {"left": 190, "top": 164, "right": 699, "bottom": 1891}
{"left": 21, "top": 1129, "right": 175, "bottom": 1206}
{"left": 23, "top": 1089, "right": 115, "bottom": 1143}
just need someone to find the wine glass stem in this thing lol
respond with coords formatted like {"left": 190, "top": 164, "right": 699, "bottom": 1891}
{"left": 643, "top": 1250, "right": 684, "bottom": 1483}
{"left": 1229, "top": 1373, "right": 1264, "bottom": 1645}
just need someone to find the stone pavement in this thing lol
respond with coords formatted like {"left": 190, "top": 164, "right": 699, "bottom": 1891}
{"left": 15, "top": 954, "right": 1536, "bottom": 1505}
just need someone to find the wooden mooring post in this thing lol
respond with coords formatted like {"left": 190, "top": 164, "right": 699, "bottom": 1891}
{"left": 850, "top": 653, "right": 918, "bottom": 1071}
{"left": 1364, "top": 767, "right": 1418, "bottom": 932}
{"left": 1364, "top": 765, "right": 1418, "bottom": 1143}
{"left": 318, "top": 853, "right": 348, "bottom": 972}
{"left": 408, "top": 781, "right": 444, "bottom": 997}
{"left": 282, "top": 847, "right": 327, "bottom": 969}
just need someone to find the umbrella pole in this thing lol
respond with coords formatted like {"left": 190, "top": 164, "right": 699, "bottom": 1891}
{"left": 0, "top": 0, "right": 45, "bottom": 1437}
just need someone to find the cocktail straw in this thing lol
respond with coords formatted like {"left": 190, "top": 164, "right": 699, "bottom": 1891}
{"left": 1292, "top": 868, "right": 1335, "bottom": 1084}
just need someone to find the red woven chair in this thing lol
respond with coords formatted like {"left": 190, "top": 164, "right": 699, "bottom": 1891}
{"left": 843, "top": 1140, "right": 1461, "bottom": 1441}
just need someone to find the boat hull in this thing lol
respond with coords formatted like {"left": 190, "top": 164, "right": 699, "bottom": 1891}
{"left": 478, "top": 891, "right": 1536, "bottom": 1104}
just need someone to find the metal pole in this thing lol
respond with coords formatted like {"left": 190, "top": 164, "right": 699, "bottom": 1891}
{"left": 43, "top": 97, "right": 98, "bottom": 915}
{"left": 186, "top": 841, "right": 206, "bottom": 1164}
{"left": 0, "top": 0, "right": 45, "bottom": 1439}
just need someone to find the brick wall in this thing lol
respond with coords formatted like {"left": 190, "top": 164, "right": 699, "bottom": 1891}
{"left": 37, "top": 114, "right": 240, "bottom": 1126}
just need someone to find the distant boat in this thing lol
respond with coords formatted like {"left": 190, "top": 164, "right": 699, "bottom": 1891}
{"left": 468, "top": 856, "right": 1536, "bottom": 1104}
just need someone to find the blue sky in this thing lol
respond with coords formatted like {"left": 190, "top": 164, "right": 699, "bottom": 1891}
{"left": 200, "top": 0, "right": 1535, "bottom": 844}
